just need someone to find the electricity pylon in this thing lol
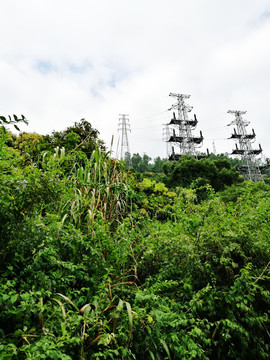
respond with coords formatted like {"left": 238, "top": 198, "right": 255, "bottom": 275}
{"left": 118, "top": 114, "right": 131, "bottom": 165}
{"left": 162, "top": 124, "right": 170, "bottom": 158}
{"left": 228, "top": 110, "right": 263, "bottom": 182}
{"left": 165, "top": 93, "right": 204, "bottom": 160}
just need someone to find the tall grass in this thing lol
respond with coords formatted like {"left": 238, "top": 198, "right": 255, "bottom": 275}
{"left": 61, "top": 148, "right": 135, "bottom": 231}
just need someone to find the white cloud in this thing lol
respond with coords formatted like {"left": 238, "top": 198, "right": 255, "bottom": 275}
{"left": 0, "top": 0, "right": 270, "bottom": 159}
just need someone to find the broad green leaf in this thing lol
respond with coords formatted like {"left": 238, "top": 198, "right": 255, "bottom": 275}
{"left": 3, "top": 294, "right": 9, "bottom": 301}
{"left": 11, "top": 294, "right": 18, "bottom": 304}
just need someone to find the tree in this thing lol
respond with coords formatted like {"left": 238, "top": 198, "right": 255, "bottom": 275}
{"left": 129, "top": 153, "right": 152, "bottom": 172}
{"left": 163, "top": 155, "right": 239, "bottom": 191}
{"left": 152, "top": 156, "right": 165, "bottom": 173}
{"left": 13, "top": 132, "right": 47, "bottom": 160}
{"left": 48, "top": 119, "right": 105, "bottom": 157}
{"left": 131, "top": 153, "right": 142, "bottom": 172}
{"left": 140, "top": 154, "right": 151, "bottom": 172}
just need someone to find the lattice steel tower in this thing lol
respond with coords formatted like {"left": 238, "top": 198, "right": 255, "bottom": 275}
{"left": 165, "top": 93, "right": 204, "bottom": 160}
{"left": 228, "top": 110, "right": 263, "bottom": 182}
{"left": 118, "top": 114, "right": 131, "bottom": 162}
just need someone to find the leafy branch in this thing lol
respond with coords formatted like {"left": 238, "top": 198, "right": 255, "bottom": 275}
{"left": 0, "top": 114, "right": 28, "bottom": 132}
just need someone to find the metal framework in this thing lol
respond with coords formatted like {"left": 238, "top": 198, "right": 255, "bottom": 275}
{"left": 118, "top": 114, "right": 131, "bottom": 164}
{"left": 164, "top": 92, "right": 204, "bottom": 160}
{"left": 228, "top": 110, "right": 263, "bottom": 182}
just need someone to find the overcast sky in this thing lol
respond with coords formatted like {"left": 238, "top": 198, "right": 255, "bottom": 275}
{"left": 1, "top": 0, "right": 270, "bottom": 159}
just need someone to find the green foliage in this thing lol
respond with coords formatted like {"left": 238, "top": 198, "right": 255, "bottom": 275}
{"left": 48, "top": 119, "right": 105, "bottom": 158}
{"left": 163, "top": 155, "right": 239, "bottom": 191}
{"left": 130, "top": 153, "right": 152, "bottom": 173}
{"left": 135, "top": 178, "right": 177, "bottom": 220}
{"left": 7, "top": 119, "right": 104, "bottom": 167}
{"left": 0, "top": 114, "right": 28, "bottom": 160}
{"left": 54, "top": 147, "right": 139, "bottom": 278}
{"left": 128, "top": 153, "right": 167, "bottom": 174}
{"left": 0, "top": 114, "right": 28, "bottom": 133}
{"left": 1, "top": 122, "right": 270, "bottom": 359}
{"left": 12, "top": 132, "right": 47, "bottom": 163}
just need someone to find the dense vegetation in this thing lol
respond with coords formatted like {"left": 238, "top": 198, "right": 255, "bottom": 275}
{"left": 1, "top": 116, "right": 270, "bottom": 359}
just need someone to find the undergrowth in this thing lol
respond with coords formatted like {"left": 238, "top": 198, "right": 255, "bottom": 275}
{"left": 0, "top": 123, "right": 269, "bottom": 359}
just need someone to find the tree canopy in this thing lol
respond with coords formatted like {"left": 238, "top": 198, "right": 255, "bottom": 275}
{"left": 163, "top": 155, "right": 240, "bottom": 191}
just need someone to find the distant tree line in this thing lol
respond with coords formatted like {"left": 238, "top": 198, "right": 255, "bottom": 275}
{"left": 125, "top": 151, "right": 270, "bottom": 194}
{"left": 2, "top": 117, "right": 270, "bottom": 189}
{"left": 124, "top": 152, "right": 166, "bottom": 173}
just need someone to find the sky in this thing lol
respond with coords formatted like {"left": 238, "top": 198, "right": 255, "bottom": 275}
{"left": 1, "top": 0, "right": 270, "bottom": 160}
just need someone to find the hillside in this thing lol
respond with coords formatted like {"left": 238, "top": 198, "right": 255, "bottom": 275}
{"left": 0, "top": 118, "right": 270, "bottom": 359}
